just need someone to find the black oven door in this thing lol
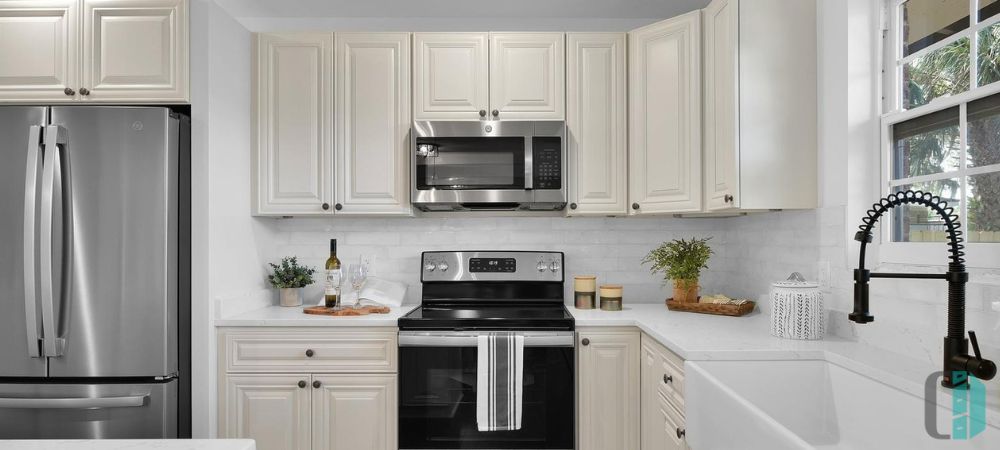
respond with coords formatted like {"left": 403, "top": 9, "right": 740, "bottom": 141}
{"left": 398, "top": 332, "right": 575, "bottom": 449}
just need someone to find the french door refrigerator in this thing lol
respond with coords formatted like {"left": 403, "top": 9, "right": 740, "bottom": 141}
{"left": 0, "top": 106, "right": 190, "bottom": 439}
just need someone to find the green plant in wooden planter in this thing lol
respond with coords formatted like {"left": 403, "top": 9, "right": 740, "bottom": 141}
{"left": 642, "top": 237, "right": 713, "bottom": 303}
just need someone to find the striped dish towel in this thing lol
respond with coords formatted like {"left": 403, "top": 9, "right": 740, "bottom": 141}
{"left": 476, "top": 332, "right": 524, "bottom": 431}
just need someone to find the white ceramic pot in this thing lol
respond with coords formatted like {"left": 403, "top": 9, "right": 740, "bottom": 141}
{"left": 279, "top": 287, "right": 303, "bottom": 307}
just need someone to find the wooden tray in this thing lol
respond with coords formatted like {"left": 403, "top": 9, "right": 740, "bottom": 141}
{"left": 303, "top": 305, "right": 391, "bottom": 316}
{"left": 665, "top": 298, "right": 755, "bottom": 317}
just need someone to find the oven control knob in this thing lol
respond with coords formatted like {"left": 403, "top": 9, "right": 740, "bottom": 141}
{"left": 537, "top": 262, "right": 547, "bottom": 272}
{"left": 437, "top": 262, "right": 450, "bottom": 272}
{"left": 549, "top": 261, "right": 560, "bottom": 272}
{"left": 424, "top": 263, "right": 436, "bottom": 272}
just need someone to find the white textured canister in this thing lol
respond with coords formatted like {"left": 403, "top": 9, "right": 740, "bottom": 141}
{"left": 770, "top": 273, "right": 824, "bottom": 340}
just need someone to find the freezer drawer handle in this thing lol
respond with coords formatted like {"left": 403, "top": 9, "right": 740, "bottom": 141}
{"left": 0, "top": 395, "right": 148, "bottom": 409}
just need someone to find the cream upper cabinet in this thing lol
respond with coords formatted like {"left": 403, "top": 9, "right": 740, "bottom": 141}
{"left": 703, "top": 0, "right": 817, "bottom": 211}
{"left": 628, "top": 11, "right": 702, "bottom": 215}
{"left": 412, "top": 33, "right": 489, "bottom": 120}
{"left": 222, "top": 374, "right": 312, "bottom": 450}
{"left": 566, "top": 33, "right": 627, "bottom": 216}
{"left": 81, "top": 0, "right": 188, "bottom": 102}
{"left": 0, "top": 0, "right": 79, "bottom": 101}
{"left": 252, "top": 32, "right": 334, "bottom": 216}
{"left": 578, "top": 328, "right": 640, "bottom": 450}
{"left": 312, "top": 375, "right": 397, "bottom": 450}
{"left": 335, "top": 33, "right": 411, "bottom": 216}
{"left": 489, "top": 32, "right": 565, "bottom": 120}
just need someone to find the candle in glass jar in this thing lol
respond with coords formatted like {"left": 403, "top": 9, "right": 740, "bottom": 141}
{"left": 574, "top": 276, "right": 597, "bottom": 309}
{"left": 600, "top": 284, "right": 623, "bottom": 311}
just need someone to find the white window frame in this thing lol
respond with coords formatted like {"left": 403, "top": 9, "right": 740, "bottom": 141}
{"left": 880, "top": 0, "right": 1000, "bottom": 268}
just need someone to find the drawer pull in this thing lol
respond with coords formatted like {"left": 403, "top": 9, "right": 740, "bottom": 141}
{"left": 297, "top": 380, "right": 306, "bottom": 389}
{"left": 676, "top": 427, "right": 686, "bottom": 439}
{"left": 305, "top": 349, "right": 314, "bottom": 357}
{"left": 663, "top": 374, "right": 673, "bottom": 384}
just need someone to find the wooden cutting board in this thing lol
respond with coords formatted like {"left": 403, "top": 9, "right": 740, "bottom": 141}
{"left": 303, "top": 305, "right": 391, "bottom": 316}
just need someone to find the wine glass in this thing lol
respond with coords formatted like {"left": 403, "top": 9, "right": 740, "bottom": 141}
{"left": 347, "top": 263, "right": 366, "bottom": 309}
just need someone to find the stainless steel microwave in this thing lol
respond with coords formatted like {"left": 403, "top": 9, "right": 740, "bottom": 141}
{"left": 411, "top": 120, "right": 566, "bottom": 212}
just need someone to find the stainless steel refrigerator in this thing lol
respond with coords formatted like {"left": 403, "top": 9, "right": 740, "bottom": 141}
{"left": 0, "top": 106, "right": 190, "bottom": 439}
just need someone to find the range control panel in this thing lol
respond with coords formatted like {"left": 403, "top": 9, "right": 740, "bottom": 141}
{"left": 422, "top": 251, "right": 564, "bottom": 282}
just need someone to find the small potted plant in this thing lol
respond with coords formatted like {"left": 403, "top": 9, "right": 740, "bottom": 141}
{"left": 642, "top": 237, "right": 713, "bottom": 303}
{"left": 267, "top": 256, "right": 316, "bottom": 307}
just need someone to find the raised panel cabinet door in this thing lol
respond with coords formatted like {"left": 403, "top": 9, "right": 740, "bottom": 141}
{"left": 252, "top": 32, "right": 333, "bottom": 216}
{"left": 489, "top": 32, "right": 565, "bottom": 120}
{"left": 335, "top": 33, "right": 412, "bottom": 215}
{"left": 412, "top": 32, "right": 488, "bottom": 120}
{"left": 222, "top": 374, "right": 311, "bottom": 450}
{"left": 703, "top": 0, "right": 740, "bottom": 211}
{"left": 312, "top": 374, "right": 397, "bottom": 450}
{"left": 578, "top": 330, "right": 640, "bottom": 450}
{"left": 628, "top": 11, "right": 702, "bottom": 215}
{"left": 0, "top": 0, "right": 78, "bottom": 102}
{"left": 81, "top": 0, "right": 188, "bottom": 102}
{"left": 566, "top": 33, "right": 627, "bottom": 216}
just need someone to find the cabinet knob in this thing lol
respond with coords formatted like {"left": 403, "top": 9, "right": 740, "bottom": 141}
{"left": 724, "top": 194, "right": 734, "bottom": 203}
{"left": 305, "top": 349, "right": 314, "bottom": 357}
{"left": 312, "top": 380, "right": 321, "bottom": 389}
{"left": 335, "top": 203, "right": 343, "bottom": 211}
{"left": 581, "top": 338, "right": 590, "bottom": 346}
{"left": 321, "top": 203, "right": 330, "bottom": 210}
{"left": 79, "top": 88, "right": 90, "bottom": 96}
{"left": 632, "top": 202, "right": 640, "bottom": 210}
{"left": 676, "top": 427, "right": 686, "bottom": 439}
{"left": 63, "top": 87, "right": 75, "bottom": 96}
{"left": 569, "top": 203, "right": 578, "bottom": 210}
{"left": 492, "top": 109, "right": 499, "bottom": 117}
{"left": 663, "top": 374, "right": 673, "bottom": 384}
{"left": 297, "top": 380, "right": 307, "bottom": 389}
{"left": 479, "top": 109, "right": 487, "bottom": 117}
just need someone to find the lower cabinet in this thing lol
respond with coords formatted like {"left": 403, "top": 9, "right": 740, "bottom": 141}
{"left": 577, "top": 328, "right": 640, "bottom": 450}
{"left": 640, "top": 334, "right": 688, "bottom": 450}
{"left": 219, "top": 328, "right": 397, "bottom": 450}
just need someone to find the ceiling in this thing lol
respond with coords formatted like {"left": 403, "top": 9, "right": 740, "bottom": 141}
{"left": 214, "top": 0, "right": 710, "bottom": 19}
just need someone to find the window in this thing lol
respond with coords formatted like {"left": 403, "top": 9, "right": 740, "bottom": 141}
{"left": 883, "top": 0, "right": 1000, "bottom": 266}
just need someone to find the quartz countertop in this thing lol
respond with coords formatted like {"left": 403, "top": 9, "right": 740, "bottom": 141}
{"left": 570, "top": 303, "right": 1000, "bottom": 428}
{"left": 0, "top": 440, "right": 255, "bottom": 450}
{"left": 215, "top": 304, "right": 415, "bottom": 327}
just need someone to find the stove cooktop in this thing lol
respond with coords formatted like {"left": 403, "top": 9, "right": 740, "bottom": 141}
{"left": 398, "top": 303, "right": 575, "bottom": 331}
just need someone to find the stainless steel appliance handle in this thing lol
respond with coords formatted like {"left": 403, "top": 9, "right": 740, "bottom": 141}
{"left": 22, "top": 125, "right": 43, "bottom": 358}
{"left": 0, "top": 395, "right": 148, "bottom": 409}
{"left": 524, "top": 136, "right": 533, "bottom": 190}
{"left": 39, "top": 125, "right": 68, "bottom": 357}
{"left": 398, "top": 331, "right": 575, "bottom": 347}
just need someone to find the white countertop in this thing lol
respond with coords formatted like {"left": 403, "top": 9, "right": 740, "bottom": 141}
{"left": 0, "top": 440, "right": 255, "bottom": 450}
{"left": 215, "top": 304, "right": 415, "bottom": 327}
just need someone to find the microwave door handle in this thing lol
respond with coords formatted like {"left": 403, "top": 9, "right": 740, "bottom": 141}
{"left": 523, "top": 136, "right": 533, "bottom": 190}
{"left": 22, "top": 125, "right": 43, "bottom": 358}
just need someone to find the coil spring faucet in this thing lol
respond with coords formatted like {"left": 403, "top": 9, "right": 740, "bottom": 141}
{"left": 852, "top": 190, "right": 996, "bottom": 388}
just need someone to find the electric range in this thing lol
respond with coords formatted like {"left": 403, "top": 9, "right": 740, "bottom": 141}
{"left": 397, "top": 250, "right": 575, "bottom": 450}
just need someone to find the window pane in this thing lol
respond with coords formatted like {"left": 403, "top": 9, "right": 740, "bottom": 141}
{"left": 902, "top": 0, "right": 970, "bottom": 57}
{"left": 979, "top": 22, "right": 1000, "bottom": 87}
{"left": 980, "top": 0, "right": 1000, "bottom": 22}
{"left": 903, "top": 38, "right": 971, "bottom": 109}
{"left": 891, "top": 179, "right": 962, "bottom": 243}
{"left": 967, "top": 92, "right": 1000, "bottom": 168}
{"left": 969, "top": 172, "right": 1000, "bottom": 242}
{"left": 892, "top": 107, "right": 961, "bottom": 179}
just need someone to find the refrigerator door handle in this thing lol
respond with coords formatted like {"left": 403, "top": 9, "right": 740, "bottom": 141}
{"left": 40, "top": 125, "right": 68, "bottom": 357}
{"left": 22, "top": 125, "right": 43, "bottom": 358}
{"left": 0, "top": 395, "right": 149, "bottom": 409}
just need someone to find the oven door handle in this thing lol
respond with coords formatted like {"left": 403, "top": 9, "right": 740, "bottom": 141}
{"left": 398, "top": 332, "right": 575, "bottom": 347}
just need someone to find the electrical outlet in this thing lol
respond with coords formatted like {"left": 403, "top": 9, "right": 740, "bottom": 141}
{"left": 817, "top": 260, "right": 831, "bottom": 288}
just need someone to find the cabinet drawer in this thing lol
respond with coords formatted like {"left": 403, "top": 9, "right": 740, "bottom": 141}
{"left": 658, "top": 391, "right": 687, "bottom": 450}
{"left": 222, "top": 329, "right": 397, "bottom": 373}
{"left": 657, "top": 358, "right": 685, "bottom": 413}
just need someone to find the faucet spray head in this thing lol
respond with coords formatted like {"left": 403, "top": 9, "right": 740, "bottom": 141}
{"left": 850, "top": 268, "right": 875, "bottom": 324}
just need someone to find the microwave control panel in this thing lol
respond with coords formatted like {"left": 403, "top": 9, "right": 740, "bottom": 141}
{"left": 532, "top": 137, "right": 562, "bottom": 190}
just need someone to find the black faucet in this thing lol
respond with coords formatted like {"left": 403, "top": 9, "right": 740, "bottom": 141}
{"left": 851, "top": 190, "right": 996, "bottom": 388}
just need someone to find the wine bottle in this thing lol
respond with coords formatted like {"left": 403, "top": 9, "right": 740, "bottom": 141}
{"left": 324, "top": 239, "right": 342, "bottom": 308}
